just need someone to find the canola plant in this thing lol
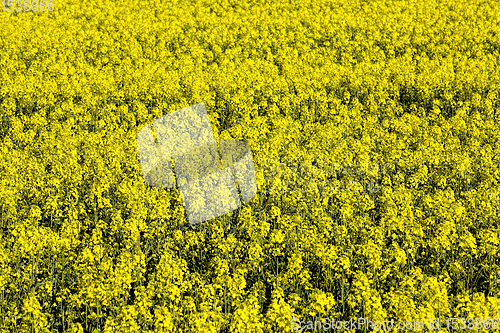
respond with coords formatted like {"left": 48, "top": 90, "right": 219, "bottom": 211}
{"left": 0, "top": 0, "right": 499, "bottom": 332}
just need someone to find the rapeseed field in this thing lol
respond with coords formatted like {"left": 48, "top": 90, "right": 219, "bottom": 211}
{"left": 1, "top": 0, "right": 500, "bottom": 332}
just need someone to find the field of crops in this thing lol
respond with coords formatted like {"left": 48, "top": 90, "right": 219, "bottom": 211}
{"left": 1, "top": 0, "right": 500, "bottom": 332}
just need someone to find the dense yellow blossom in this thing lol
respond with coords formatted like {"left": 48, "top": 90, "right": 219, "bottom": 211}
{"left": 1, "top": 0, "right": 500, "bottom": 332}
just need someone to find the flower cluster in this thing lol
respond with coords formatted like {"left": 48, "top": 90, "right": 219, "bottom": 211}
{"left": 1, "top": 0, "right": 500, "bottom": 332}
